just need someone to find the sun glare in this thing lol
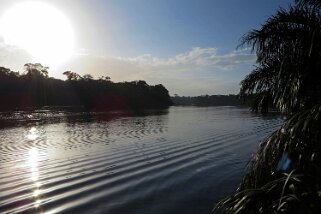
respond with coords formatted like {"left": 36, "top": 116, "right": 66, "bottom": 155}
{"left": 0, "top": 2, "right": 75, "bottom": 67}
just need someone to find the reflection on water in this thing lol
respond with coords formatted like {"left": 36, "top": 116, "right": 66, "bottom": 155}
{"left": 28, "top": 147, "right": 43, "bottom": 210}
{"left": 27, "top": 127, "right": 39, "bottom": 141}
{"left": 28, "top": 147, "right": 39, "bottom": 181}
{"left": 0, "top": 107, "right": 283, "bottom": 214}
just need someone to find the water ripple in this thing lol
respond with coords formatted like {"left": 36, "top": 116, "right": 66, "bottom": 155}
{"left": 0, "top": 107, "right": 282, "bottom": 214}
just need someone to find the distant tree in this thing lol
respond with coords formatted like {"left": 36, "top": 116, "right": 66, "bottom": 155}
{"left": 24, "top": 63, "right": 49, "bottom": 77}
{"left": 98, "top": 76, "right": 111, "bottom": 82}
{"left": 132, "top": 80, "right": 148, "bottom": 87}
{"left": 0, "top": 67, "right": 11, "bottom": 76}
{"left": 0, "top": 64, "right": 172, "bottom": 111}
{"left": 63, "top": 71, "right": 82, "bottom": 81}
{"left": 83, "top": 74, "right": 93, "bottom": 80}
{"left": 0, "top": 67, "right": 19, "bottom": 80}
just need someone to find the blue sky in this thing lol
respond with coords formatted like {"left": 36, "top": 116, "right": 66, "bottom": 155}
{"left": 74, "top": 0, "right": 292, "bottom": 57}
{"left": 0, "top": 0, "right": 293, "bottom": 95}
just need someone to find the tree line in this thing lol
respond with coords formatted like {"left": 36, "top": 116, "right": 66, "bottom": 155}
{"left": 0, "top": 63, "right": 173, "bottom": 111}
{"left": 171, "top": 94, "right": 241, "bottom": 106}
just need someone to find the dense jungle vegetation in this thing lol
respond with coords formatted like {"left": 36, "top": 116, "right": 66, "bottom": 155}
{"left": 0, "top": 63, "right": 172, "bottom": 111}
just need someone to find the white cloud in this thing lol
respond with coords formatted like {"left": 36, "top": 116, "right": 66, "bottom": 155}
{"left": 117, "top": 47, "right": 254, "bottom": 70}
{"left": 0, "top": 42, "right": 33, "bottom": 72}
{"left": 0, "top": 45, "right": 255, "bottom": 95}
{"left": 58, "top": 47, "right": 255, "bottom": 95}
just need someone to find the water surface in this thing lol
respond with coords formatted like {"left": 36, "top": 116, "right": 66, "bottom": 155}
{"left": 0, "top": 106, "right": 283, "bottom": 214}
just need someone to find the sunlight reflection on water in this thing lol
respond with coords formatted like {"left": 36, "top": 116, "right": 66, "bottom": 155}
{"left": 27, "top": 127, "right": 39, "bottom": 141}
{"left": 28, "top": 147, "right": 43, "bottom": 210}
{"left": 0, "top": 107, "right": 283, "bottom": 214}
{"left": 28, "top": 147, "right": 39, "bottom": 181}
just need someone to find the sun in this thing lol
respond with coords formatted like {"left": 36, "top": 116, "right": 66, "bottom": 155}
{"left": 0, "top": 1, "right": 75, "bottom": 67}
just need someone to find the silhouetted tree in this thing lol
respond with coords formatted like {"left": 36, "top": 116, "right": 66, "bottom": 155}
{"left": 98, "top": 76, "right": 111, "bottom": 82}
{"left": 171, "top": 95, "right": 240, "bottom": 106}
{"left": 24, "top": 63, "right": 49, "bottom": 77}
{"left": 0, "top": 65, "right": 172, "bottom": 111}
{"left": 215, "top": 0, "right": 321, "bottom": 213}
{"left": 0, "top": 67, "right": 19, "bottom": 79}
{"left": 83, "top": 74, "right": 93, "bottom": 80}
{"left": 63, "top": 71, "right": 82, "bottom": 81}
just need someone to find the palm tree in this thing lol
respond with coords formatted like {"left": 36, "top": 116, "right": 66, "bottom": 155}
{"left": 239, "top": 4, "right": 321, "bottom": 114}
{"left": 297, "top": 0, "right": 321, "bottom": 7}
{"left": 214, "top": 1, "right": 321, "bottom": 213}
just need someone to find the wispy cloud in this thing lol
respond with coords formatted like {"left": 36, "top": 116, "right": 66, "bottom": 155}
{"left": 117, "top": 47, "right": 254, "bottom": 70}
{"left": 0, "top": 44, "right": 255, "bottom": 95}
{"left": 57, "top": 47, "right": 255, "bottom": 95}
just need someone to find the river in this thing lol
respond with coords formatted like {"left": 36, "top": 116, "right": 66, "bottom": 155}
{"left": 0, "top": 106, "right": 283, "bottom": 214}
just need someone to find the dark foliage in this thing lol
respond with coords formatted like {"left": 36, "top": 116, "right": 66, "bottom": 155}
{"left": 239, "top": 4, "right": 321, "bottom": 114}
{"left": 215, "top": 106, "right": 321, "bottom": 213}
{"left": 0, "top": 64, "right": 172, "bottom": 111}
{"left": 214, "top": 0, "right": 321, "bottom": 213}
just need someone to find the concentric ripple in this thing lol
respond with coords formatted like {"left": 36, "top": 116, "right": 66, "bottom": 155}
{"left": 0, "top": 107, "right": 283, "bottom": 214}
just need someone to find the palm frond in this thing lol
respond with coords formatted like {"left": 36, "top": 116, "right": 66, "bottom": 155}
{"left": 296, "top": 0, "right": 321, "bottom": 8}
{"left": 214, "top": 105, "right": 321, "bottom": 213}
{"left": 217, "top": 1, "right": 321, "bottom": 213}
{"left": 238, "top": 5, "right": 321, "bottom": 114}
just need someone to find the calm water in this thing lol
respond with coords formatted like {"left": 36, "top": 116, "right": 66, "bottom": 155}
{"left": 0, "top": 106, "right": 282, "bottom": 214}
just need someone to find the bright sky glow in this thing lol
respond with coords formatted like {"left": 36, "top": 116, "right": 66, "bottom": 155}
{"left": 0, "top": 0, "right": 293, "bottom": 95}
{"left": 0, "top": 2, "right": 74, "bottom": 68}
